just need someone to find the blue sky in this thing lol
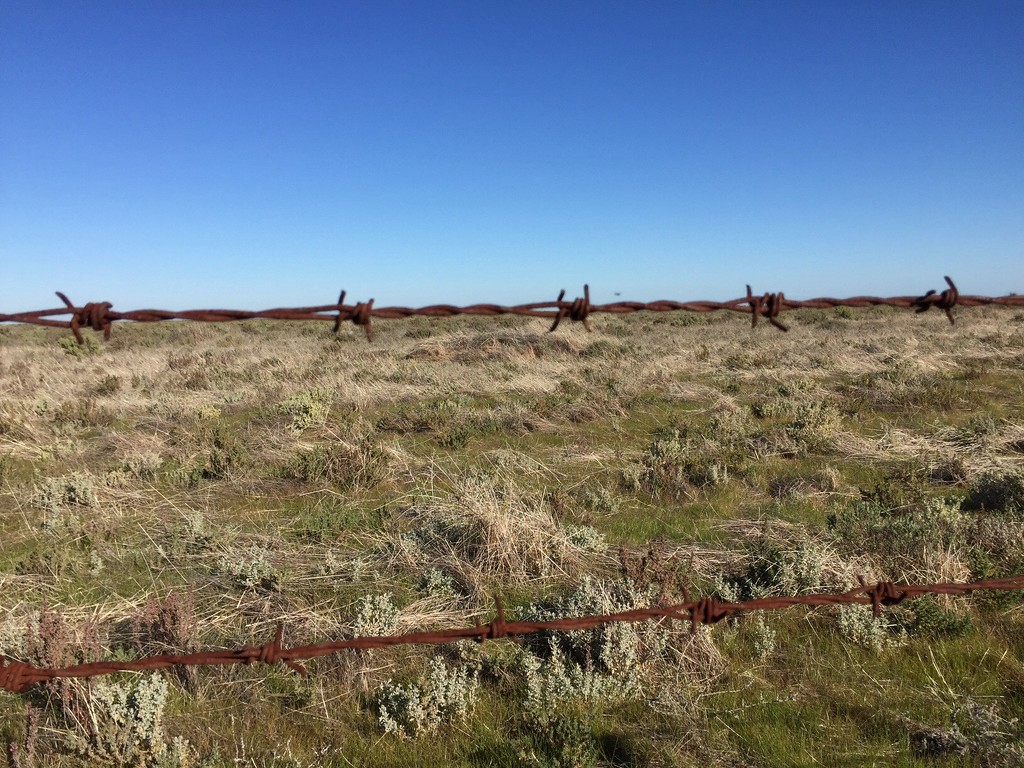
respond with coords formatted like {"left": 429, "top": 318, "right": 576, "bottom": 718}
{"left": 2, "top": 1, "right": 1022, "bottom": 314}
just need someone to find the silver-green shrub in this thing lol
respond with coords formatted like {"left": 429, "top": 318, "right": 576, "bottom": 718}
{"left": 75, "top": 674, "right": 193, "bottom": 767}
{"left": 836, "top": 604, "right": 907, "bottom": 653}
{"left": 376, "top": 656, "right": 479, "bottom": 738}
{"left": 351, "top": 593, "right": 399, "bottom": 638}
{"left": 518, "top": 576, "right": 669, "bottom": 704}
{"left": 217, "top": 546, "right": 280, "bottom": 592}
{"left": 32, "top": 473, "right": 97, "bottom": 512}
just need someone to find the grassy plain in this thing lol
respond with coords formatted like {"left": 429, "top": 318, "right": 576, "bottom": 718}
{"left": 1, "top": 305, "right": 1023, "bottom": 766}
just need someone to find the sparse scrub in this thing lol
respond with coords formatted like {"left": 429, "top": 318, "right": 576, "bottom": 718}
{"left": 386, "top": 474, "right": 602, "bottom": 597}
{"left": 900, "top": 595, "right": 972, "bottom": 639}
{"left": 827, "top": 497, "right": 970, "bottom": 574}
{"left": 3, "top": 306, "right": 1024, "bottom": 766}
{"left": 76, "top": 674, "right": 191, "bottom": 767}
{"left": 105, "top": 451, "right": 162, "bottom": 486}
{"left": 835, "top": 604, "right": 907, "bottom": 652}
{"left": 577, "top": 484, "right": 620, "bottom": 515}
{"left": 727, "top": 536, "right": 833, "bottom": 598}
{"left": 964, "top": 470, "right": 1024, "bottom": 516}
{"left": 58, "top": 335, "right": 101, "bottom": 357}
{"left": 623, "top": 426, "right": 739, "bottom": 499}
{"left": 910, "top": 698, "right": 1024, "bottom": 765}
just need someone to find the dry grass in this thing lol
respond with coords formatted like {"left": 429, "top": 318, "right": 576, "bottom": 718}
{"left": 1, "top": 306, "right": 1023, "bottom": 766}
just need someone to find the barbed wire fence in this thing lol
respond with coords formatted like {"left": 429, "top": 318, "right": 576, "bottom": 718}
{"left": 2, "top": 275, "right": 1023, "bottom": 704}
{"left": 2, "top": 574, "right": 1023, "bottom": 694}
{"left": 3, "top": 276, "right": 1022, "bottom": 344}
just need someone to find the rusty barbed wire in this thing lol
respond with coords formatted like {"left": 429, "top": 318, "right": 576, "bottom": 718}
{"left": 2, "top": 276, "right": 1021, "bottom": 345}
{"left": 2, "top": 574, "right": 1021, "bottom": 694}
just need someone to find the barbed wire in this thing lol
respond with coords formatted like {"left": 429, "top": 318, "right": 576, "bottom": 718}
{"left": 3, "top": 276, "right": 1021, "bottom": 344}
{"left": 2, "top": 574, "right": 1021, "bottom": 694}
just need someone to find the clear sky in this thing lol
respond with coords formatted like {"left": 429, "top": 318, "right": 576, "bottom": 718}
{"left": 2, "top": 1, "right": 1022, "bottom": 313}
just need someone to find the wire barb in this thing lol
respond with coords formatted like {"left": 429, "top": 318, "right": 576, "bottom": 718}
{"left": 912, "top": 275, "right": 959, "bottom": 325}
{"left": 746, "top": 285, "right": 789, "bottom": 332}
{"left": 549, "top": 284, "right": 592, "bottom": 333}
{"left": 55, "top": 292, "right": 115, "bottom": 343}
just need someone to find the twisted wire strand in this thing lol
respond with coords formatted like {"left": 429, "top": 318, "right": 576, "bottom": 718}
{"left": 2, "top": 276, "right": 1020, "bottom": 344}
{"left": 2, "top": 574, "right": 1021, "bottom": 694}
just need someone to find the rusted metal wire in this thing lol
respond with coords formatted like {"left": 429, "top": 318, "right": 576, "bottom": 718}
{"left": 2, "top": 276, "right": 1021, "bottom": 345}
{"left": 1, "top": 574, "right": 1021, "bottom": 694}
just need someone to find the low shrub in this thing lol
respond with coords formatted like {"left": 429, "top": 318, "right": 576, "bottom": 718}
{"left": 963, "top": 471, "right": 1024, "bottom": 517}
{"left": 375, "top": 656, "right": 480, "bottom": 738}
{"left": 31, "top": 473, "right": 98, "bottom": 512}
{"left": 276, "top": 388, "right": 333, "bottom": 432}
{"left": 351, "top": 593, "right": 400, "bottom": 638}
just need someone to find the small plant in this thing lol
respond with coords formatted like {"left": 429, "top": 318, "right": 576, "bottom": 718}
{"left": 827, "top": 497, "right": 969, "bottom": 569}
{"left": 58, "top": 335, "right": 100, "bottom": 357}
{"left": 130, "top": 592, "right": 198, "bottom": 655}
{"left": 92, "top": 374, "right": 122, "bottom": 396}
{"left": 578, "top": 484, "right": 620, "bottom": 515}
{"left": 276, "top": 388, "right": 333, "bottom": 431}
{"left": 391, "top": 474, "right": 596, "bottom": 597}
{"left": 748, "top": 613, "right": 777, "bottom": 659}
{"left": 624, "top": 429, "right": 732, "bottom": 499}
{"left": 105, "top": 452, "right": 162, "bottom": 486}
{"left": 964, "top": 471, "right": 1024, "bottom": 517}
{"left": 518, "top": 676, "right": 600, "bottom": 768}
{"left": 562, "top": 524, "right": 606, "bottom": 553}
{"left": 836, "top": 604, "right": 907, "bottom": 652}
{"left": 419, "top": 568, "right": 458, "bottom": 599}
{"left": 351, "top": 593, "right": 399, "bottom": 638}
{"left": 375, "top": 656, "right": 480, "bottom": 738}
{"left": 77, "top": 674, "right": 194, "bottom": 767}
{"left": 217, "top": 546, "right": 280, "bottom": 592}
{"left": 729, "top": 537, "right": 831, "bottom": 599}
{"left": 910, "top": 698, "right": 1024, "bottom": 766}
{"left": 283, "top": 437, "right": 389, "bottom": 489}
{"left": 174, "top": 511, "right": 213, "bottom": 552}
{"left": 782, "top": 400, "right": 841, "bottom": 453}
{"left": 949, "top": 699, "right": 1024, "bottom": 766}
{"left": 519, "top": 576, "right": 670, "bottom": 701}
{"left": 902, "top": 596, "right": 972, "bottom": 639}
{"left": 31, "top": 473, "right": 98, "bottom": 513}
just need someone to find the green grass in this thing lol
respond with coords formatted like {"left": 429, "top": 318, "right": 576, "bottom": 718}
{"left": 1, "top": 307, "right": 1023, "bottom": 766}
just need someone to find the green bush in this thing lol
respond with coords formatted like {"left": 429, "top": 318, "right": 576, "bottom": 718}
{"left": 903, "top": 596, "right": 972, "bottom": 639}
{"left": 963, "top": 471, "right": 1024, "bottom": 517}
{"left": 77, "top": 674, "right": 194, "bottom": 767}
{"left": 31, "top": 473, "right": 98, "bottom": 512}
{"left": 519, "top": 577, "right": 668, "bottom": 699}
{"left": 217, "top": 546, "right": 281, "bottom": 592}
{"left": 726, "top": 538, "right": 830, "bottom": 599}
{"left": 57, "top": 335, "right": 101, "bottom": 358}
{"left": 623, "top": 428, "right": 734, "bottom": 499}
{"left": 836, "top": 604, "right": 907, "bottom": 652}
{"left": 827, "top": 497, "right": 968, "bottom": 561}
